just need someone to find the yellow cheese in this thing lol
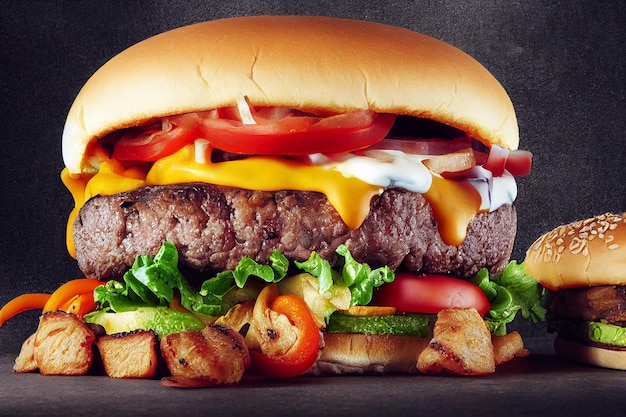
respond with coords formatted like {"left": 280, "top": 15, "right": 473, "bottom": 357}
{"left": 62, "top": 144, "right": 483, "bottom": 257}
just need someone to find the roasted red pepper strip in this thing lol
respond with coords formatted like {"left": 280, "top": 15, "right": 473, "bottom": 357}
{"left": 249, "top": 287, "right": 320, "bottom": 379}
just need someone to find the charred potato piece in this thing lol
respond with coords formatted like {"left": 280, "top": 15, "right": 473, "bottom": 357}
{"left": 160, "top": 324, "right": 250, "bottom": 387}
{"left": 492, "top": 331, "right": 530, "bottom": 365}
{"left": 417, "top": 308, "right": 495, "bottom": 375}
{"left": 96, "top": 330, "right": 158, "bottom": 378}
{"left": 33, "top": 312, "right": 96, "bottom": 375}
{"left": 13, "top": 333, "right": 38, "bottom": 373}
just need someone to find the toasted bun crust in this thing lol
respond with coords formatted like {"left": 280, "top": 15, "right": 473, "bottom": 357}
{"left": 554, "top": 336, "right": 626, "bottom": 370}
{"left": 309, "top": 333, "right": 430, "bottom": 375}
{"left": 524, "top": 213, "right": 626, "bottom": 291}
{"left": 62, "top": 15, "right": 518, "bottom": 175}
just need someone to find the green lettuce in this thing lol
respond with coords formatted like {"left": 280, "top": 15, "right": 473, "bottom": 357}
{"left": 471, "top": 260, "right": 548, "bottom": 336}
{"left": 295, "top": 244, "right": 394, "bottom": 306}
{"left": 93, "top": 242, "right": 392, "bottom": 318}
{"left": 94, "top": 242, "right": 218, "bottom": 316}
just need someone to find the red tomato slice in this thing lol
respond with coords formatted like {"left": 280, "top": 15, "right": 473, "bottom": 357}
{"left": 113, "top": 122, "right": 203, "bottom": 162}
{"left": 370, "top": 273, "right": 490, "bottom": 317}
{"left": 198, "top": 111, "right": 396, "bottom": 155}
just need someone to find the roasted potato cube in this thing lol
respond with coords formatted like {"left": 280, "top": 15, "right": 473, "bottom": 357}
{"left": 417, "top": 308, "right": 495, "bottom": 375}
{"left": 160, "top": 324, "right": 249, "bottom": 387}
{"left": 96, "top": 330, "right": 158, "bottom": 378}
{"left": 33, "top": 312, "right": 95, "bottom": 375}
{"left": 492, "top": 331, "right": 530, "bottom": 365}
{"left": 13, "top": 333, "right": 38, "bottom": 373}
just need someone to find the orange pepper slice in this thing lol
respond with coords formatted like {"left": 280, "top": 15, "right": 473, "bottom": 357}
{"left": 58, "top": 293, "right": 99, "bottom": 317}
{"left": 43, "top": 278, "right": 104, "bottom": 313}
{"left": 249, "top": 286, "right": 320, "bottom": 379}
{"left": 0, "top": 293, "right": 51, "bottom": 327}
{"left": 0, "top": 278, "right": 104, "bottom": 327}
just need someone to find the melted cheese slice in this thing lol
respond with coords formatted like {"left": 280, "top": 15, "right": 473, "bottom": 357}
{"left": 62, "top": 143, "right": 505, "bottom": 257}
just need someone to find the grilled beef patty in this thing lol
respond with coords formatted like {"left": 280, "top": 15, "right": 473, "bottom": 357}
{"left": 548, "top": 286, "right": 626, "bottom": 326}
{"left": 73, "top": 183, "right": 516, "bottom": 283}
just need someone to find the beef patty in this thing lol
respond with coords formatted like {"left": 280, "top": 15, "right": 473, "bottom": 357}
{"left": 73, "top": 183, "right": 517, "bottom": 283}
{"left": 548, "top": 286, "right": 626, "bottom": 326}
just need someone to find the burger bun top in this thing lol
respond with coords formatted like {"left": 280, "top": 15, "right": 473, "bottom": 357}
{"left": 62, "top": 15, "right": 519, "bottom": 175}
{"left": 524, "top": 213, "right": 626, "bottom": 291}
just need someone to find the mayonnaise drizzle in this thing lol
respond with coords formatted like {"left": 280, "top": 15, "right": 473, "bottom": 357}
{"left": 315, "top": 150, "right": 517, "bottom": 213}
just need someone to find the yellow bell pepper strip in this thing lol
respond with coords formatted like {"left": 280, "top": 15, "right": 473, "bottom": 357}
{"left": 249, "top": 284, "right": 321, "bottom": 379}
{"left": 43, "top": 278, "right": 104, "bottom": 313}
{"left": 0, "top": 293, "right": 51, "bottom": 327}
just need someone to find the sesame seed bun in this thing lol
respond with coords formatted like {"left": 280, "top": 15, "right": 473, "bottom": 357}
{"left": 62, "top": 15, "right": 519, "bottom": 175}
{"left": 524, "top": 213, "right": 626, "bottom": 291}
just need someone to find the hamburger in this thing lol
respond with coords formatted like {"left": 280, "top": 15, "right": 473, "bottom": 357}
{"left": 525, "top": 213, "right": 626, "bottom": 370}
{"left": 61, "top": 15, "right": 529, "bottom": 280}
{"left": 1, "top": 16, "right": 540, "bottom": 383}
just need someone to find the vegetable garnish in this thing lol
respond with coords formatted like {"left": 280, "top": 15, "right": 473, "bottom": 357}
{"left": 295, "top": 244, "right": 395, "bottom": 306}
{"left": 0, "top": 242, "right": 546, "bottom": 339}
{"left": 0, "top": 278, "right": 105, "bottom": 327}
{"left": 43, "top": 278, "right": 104, "bottom": 313}
{"left": 0, "top": 294, "right": 51, "bottom": 327}
{"left": 248, "top": 284, "right": 321, "bottom": 379}
{"left": 91, "top": 242, "right": 392, "bottom": 319}
{"left": 92, "top": 242, "right": 217, "bottom": 315}
{"left": 370, "top": 273, "right": 491, "bottom": 316}
{"left": 471, "top": 261, "right": 548, "bottom": 335}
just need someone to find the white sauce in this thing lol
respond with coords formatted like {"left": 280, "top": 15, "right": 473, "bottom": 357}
{"left": 315, "top": 150, "right": 517, "bottom": 212}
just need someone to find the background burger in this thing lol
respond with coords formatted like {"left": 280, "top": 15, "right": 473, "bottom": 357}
{"left": 1, "top": 16, "right": 542, "bottom": 382}
{"left": 525, "top": 213, "right": 626, "bottom": 370}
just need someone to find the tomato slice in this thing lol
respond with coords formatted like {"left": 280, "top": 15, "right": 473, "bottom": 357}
{"left": 370, "top": 273, "right": 490, "bottom": 317}
{"left": 113, "top": 113, "right": 205, "bottom": 162}
{"left": 111, "top": 108, "right": 395, "bottom": 161}
{"left": 198, "top": 111, "right": 396, "bottom": 155}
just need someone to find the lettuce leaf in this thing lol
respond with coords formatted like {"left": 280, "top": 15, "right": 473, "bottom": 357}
{"left": 471, "top": 260, "right": 548, "bottom": 336}
{"left": 94, "top": 242, "right": 386, "bottom": 318}
{"left": 94, "top": 242, "right": 217, "bottom": 315}
{"left": 295, "top": 244, "right": 394, "bottom": 306}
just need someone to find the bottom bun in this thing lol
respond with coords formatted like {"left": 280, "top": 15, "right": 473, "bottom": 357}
{"left": 308, "top": 333, "right": 430, "bottom": 375}
{"left": 554, "top": 336, "right": 626, "bottom": 370}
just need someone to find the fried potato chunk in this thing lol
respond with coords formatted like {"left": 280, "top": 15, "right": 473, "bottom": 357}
{"left": 96, "top": 330, "right": 158, "bottom": 378}
{"left": 160, "top": 323, "right": 250, "bottom": 387}
{"left": 13, "top": 333, "right": 38, "bottom": 373}
{"left": 417, "top": 308, "right": 495, "bottom": 375}
{"left": 32, "top": 312, "right": 95, "bottom": 375}
{"left": 492, "top": 331, "right": 530, "bottom": 365}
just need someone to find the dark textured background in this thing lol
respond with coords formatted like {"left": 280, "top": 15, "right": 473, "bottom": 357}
{"left": 1, "top": 1, "right": 625, "bottom": 356}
